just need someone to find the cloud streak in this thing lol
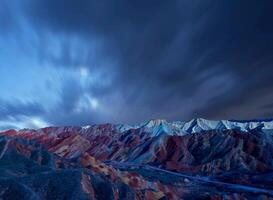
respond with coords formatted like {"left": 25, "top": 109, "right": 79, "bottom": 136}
{"left": 1, "top": 0, "right": 273, "bottom": 128}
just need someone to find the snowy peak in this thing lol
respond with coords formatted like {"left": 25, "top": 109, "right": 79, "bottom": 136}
{"left": 182, "top": 118, "right": 226, "bottom": 133}
{"left": 182, "top": 118, "right": 273, "bottom": 134}
{"left": 127, "top": 118, "right": 273, "bottom": 136}
{"left": 142, "top": 119, "right": 168, "bottom": 128}
{"left": 140, "top": 119, "right": 173, "bottom": 136}
{"left": 8, "top": 118, "right": 273, "bottom": 137}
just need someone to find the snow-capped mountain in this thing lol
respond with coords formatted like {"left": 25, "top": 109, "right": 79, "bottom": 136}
{"left": 113, "top": 118, "right": 273, "bottom": 136}
{"left": 1, "top": 118, "right": 272, "bottom": 136}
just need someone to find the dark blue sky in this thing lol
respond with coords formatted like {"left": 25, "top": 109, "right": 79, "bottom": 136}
{"left": 1, "top": 0, "right": 273, "bottom": 129}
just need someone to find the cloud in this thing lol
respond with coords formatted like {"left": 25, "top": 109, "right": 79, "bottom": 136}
{"left": 0, "top": 116, "right": 50, "bottom": 130}
{"left": 0, "top": 98, "right": 48, "bottom": 129}
{"left": 0, "top": 99, "right": 45, "bottom": 120}
{"left": 1, "top": 0, "right": 273, "bottom": 128}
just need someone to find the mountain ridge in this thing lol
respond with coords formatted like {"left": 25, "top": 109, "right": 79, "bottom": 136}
{"left": 2, "top": 118, "right": 273, "bottom": 135}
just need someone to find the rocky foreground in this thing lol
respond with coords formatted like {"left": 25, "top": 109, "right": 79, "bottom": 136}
{"left": 0, "top": 119, "right": 273, "bottom": 199}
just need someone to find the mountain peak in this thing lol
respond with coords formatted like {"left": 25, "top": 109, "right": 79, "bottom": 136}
{"left": 144, "top": 119, "right": 168, "bottom": 127}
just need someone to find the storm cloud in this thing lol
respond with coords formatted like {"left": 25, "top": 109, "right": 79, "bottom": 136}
{"left": 1, "top": 0, "right": 273, "bottom": 129}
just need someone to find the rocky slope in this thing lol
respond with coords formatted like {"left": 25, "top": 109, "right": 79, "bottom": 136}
{"left": 0, "top": 119, "right": 273, "bottom": 199}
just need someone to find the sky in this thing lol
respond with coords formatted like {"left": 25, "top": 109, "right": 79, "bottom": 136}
{"left": 1, "top": 0, "right": 273, "bottom": 129}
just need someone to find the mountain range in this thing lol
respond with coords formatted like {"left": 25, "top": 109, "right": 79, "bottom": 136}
{"left": 0, "top": 119, "right": 273, "bottom": 199}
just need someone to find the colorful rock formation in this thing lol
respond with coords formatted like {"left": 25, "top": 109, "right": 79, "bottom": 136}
{"left": 0, "top": 119, "right": 273, "bottom": 199}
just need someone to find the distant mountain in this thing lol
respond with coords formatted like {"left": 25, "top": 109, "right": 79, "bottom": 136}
{"left": 0, "top": 119, "right": 273, "bottom": 199}
{"left": 117, "top": 118, "right": 273, "bottom": 135}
